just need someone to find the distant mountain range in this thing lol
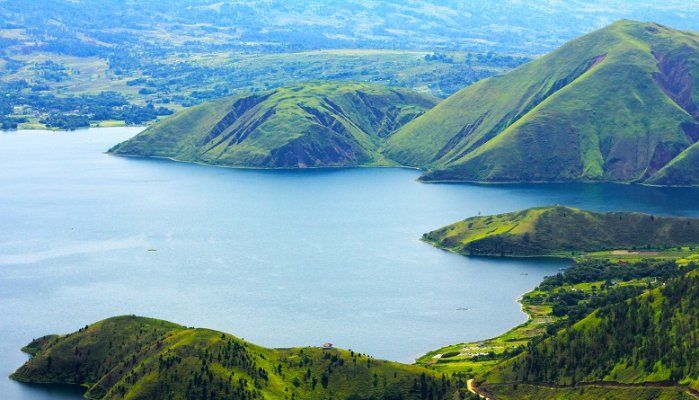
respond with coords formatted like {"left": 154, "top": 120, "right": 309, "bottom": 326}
{"left": 2, "top": 1, "right": 698, "bottom": 54}
{"left": 113, "top": 20, "right": 699, "bottom": 186}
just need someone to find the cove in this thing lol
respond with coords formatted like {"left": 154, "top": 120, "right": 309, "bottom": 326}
{"left": 2, "top": 127, "right": 699, "bottom": 400}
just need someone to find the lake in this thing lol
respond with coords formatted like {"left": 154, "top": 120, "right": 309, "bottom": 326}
{"left": 2, "top": 127, "right": 699, "bottom": 399}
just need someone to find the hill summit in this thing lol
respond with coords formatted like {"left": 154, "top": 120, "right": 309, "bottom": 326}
{"left": 12, "top": 315, "right": 459, "bottom": 400}
{"left": 386, "top": 20, "right": 699, "bottom": 185}
{"left": 110, "top": 82, "right": 437, "bottom": 168}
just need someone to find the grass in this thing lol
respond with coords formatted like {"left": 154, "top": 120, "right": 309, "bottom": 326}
{"left": 384, "top": 20, "right": 699, "bottom": 186}
{"left": 423, "top": 206, "right": 699, "bottom": 257}
{"left": 421, "top": 258, "right": 699, "bottom": 399}
{"left": 110, "top": 81, "right": 438, "bottom": 169}
{"left": 417, "top": 298, "right": 554, "bottom": 376}
{"left": 13, "top": 315, "right": 463, "bottom": 400}
{"left": 649, "top": 141, "right": 699, "bottom": 186}
{"left": 418, "top": 206, "right": 699, "bottom": 398}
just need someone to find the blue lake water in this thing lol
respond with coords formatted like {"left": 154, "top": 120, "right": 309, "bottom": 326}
{"left": 2, "top": 127, "right": 699, "bottom": 399}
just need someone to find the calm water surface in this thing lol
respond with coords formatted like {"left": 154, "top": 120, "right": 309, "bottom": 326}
{"left": 2, "top": 127, "right": 699, "bottom": 399}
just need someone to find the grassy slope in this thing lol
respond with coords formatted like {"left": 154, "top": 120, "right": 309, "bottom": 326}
{"left": 109, "top": 82, "right": 437, "bottom": 168}
{"left": 423, "top": 206, "right": 699, "bottom": 257}
{"left": 12, "top": 316, "right": 460, "bottom": 400}
{"left": 385, "top": 20, "right": 699, "bottom": 185}
{"left": 648, "top": 141, "right": 699, "bottom": 186}
{"left": 479, "top": 271, "right": 699, "bottom": 396}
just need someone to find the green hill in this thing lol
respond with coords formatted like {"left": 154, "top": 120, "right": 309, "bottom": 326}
{"left": 11, "top": 316, "right": 461, "bottom": 400}
{"left": 478, "top": 270, "right": 699, "bottom": 398}
{"left": 423, "top": 206, "right": 699, "bottom": 257}
{"left": 647, "top": 141, "right": 699, "bottom": 186}
{"left": 109, "top": 82, "right": 437, "bottom": 168}
{"left": 385, "top": 20, "right": 699, "bottom": 185}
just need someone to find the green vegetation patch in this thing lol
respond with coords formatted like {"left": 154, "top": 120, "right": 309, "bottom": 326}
{"left": 478, "top": 383, "right": 695, "bottom": 400}
{"left": 385, "top": 20, "right": 699, "bottom": 186}
{"left": 109, "top": 81, "right": 438, "bottom": 169}
{"left": 480, "top": 270, "right": 699, "bottom": 394}
{"left": 12, "top": 315, "right": 465, "bottom": 400}
{"left": 423, "top": 206, "right": 699, "bottom": 257}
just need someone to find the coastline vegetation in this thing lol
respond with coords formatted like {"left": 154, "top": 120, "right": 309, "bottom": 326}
{"left": 419, "top": 207, "right": 699, "bottom": 399}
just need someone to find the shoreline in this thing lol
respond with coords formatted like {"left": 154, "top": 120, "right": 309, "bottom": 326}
{"left": 2, "top": 126, "right": 696, "bottom": 188}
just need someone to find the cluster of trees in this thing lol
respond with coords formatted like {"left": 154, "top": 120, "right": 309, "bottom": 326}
{"left": 32, "top": 60, "right": 69, "bottom": 82}
{"left": 511, "top": 272, "right": 698, "bottom": 385}
{"left": 523, "top": 259, "right": 690, "bottom": 335}
{"left": 40, "top": 114, "right": 90, "bottom": 130}
{"left": 539, "top": 258, "right": 686, "bottom": 288}
{"left": 425, "top": 53, "right": 455, "bottom": 63}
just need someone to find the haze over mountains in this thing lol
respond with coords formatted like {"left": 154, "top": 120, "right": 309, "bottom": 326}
{"left": 2, "top": 1, "right": 698, "bottom": 54}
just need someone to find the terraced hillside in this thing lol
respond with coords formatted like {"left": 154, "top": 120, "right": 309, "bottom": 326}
{"left": 109, "top": 82, "right": 437, "bottom": 168}
{"left": 12, "top": 316, "right": 461, "bottom": 400}
{"left": 385, "top": 20, "right": 699, "bottom": 186}
{"left": 423, "top": 206, "right": 699, "bottom": 257}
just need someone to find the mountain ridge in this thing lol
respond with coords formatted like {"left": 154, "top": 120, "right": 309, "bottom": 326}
{"left": 12, "top": 315, "right": 461, "bottom": 400}
{"left": 385, "top": 20, "right": 699, "bottom": 186}
{"left": 109, "top": 82, "right": 437, "bottom": 169}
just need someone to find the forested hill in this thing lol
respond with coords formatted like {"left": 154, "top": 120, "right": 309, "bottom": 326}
{"left": 479, "top": 270, "right": 699, "bottom": 397}
{"left": 12, "top": 316, "right": 462, "bottom": 400}
{"left": 109, "top": 82, "right": 437, "bottom": 168}
{"left": 423, "top": 206, "right": 699, "bottom": 257}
